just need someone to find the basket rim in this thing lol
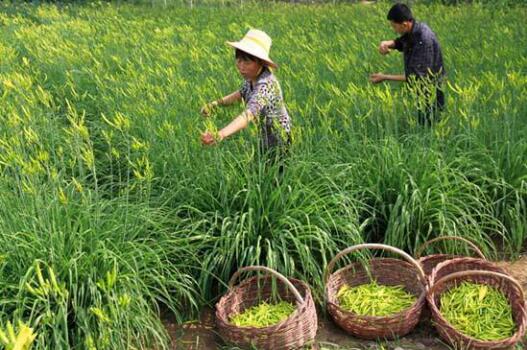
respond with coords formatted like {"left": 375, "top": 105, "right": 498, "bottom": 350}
{"left": 324, "top": 244, "right": 427, "bottom": 286}
{"left": 327, "top": 256, "right": 426, "bottom": 277}
{"left": 219, "top": 274, "right": 312, "bottom": 304}
{"left": 428, "top": 256, "right": 507, "bottom": 285}
{"left": 326, "top": 258, "right": 428, "bottom": 292}
{"left": 418, "top": 253, "right": 461, "bottom": 261}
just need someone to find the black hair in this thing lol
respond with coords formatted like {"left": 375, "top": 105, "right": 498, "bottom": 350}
{"left": 387, "top": 3, "right": 414, "bottom": 24}
{"left": 235, "top": 49, "right": 261, "bottom": 63}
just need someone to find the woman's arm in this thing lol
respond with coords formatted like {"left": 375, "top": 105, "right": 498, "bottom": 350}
{"left": 201, "top": 91, "right": 242, "bottom": 117}
{"left": 201, "top": 110, "right": 255, "bottom": 145}
{"left": 218, "top": 110, "right": 254, "bottom": 140}
{"left": 217, "top": 91, "right": 242, "bottom": 106}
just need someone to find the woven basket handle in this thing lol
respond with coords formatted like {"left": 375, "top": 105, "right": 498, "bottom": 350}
{"left": 428, "top": 270, "right": 525, "bottom": 301}
{"left": 324, "top": 243, "right": 426, "bottom": 286}
{"left": 415, "top": 236, "right": 486, "bottom": 260}
{"left": 228, "top": 266, "right": 304, "bottom": 304}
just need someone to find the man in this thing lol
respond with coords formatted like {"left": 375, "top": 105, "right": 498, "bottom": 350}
{"left": 370, "top": 3, "right": 446, "bottom": 125}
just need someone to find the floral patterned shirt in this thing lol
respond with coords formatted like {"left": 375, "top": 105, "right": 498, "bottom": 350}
{"left": 240, "top": 68, "right": 291, "bottom": 150}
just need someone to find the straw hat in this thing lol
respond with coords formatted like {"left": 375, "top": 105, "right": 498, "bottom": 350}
{"left": 227, "top": 29, "right": 278, "bottom": 69}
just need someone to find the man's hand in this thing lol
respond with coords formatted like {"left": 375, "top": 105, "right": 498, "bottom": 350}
{"left": 378, "top": 40, "right": 394, "bottom": 55}
{"left": 369, "top": 73, "right": 386, "bottom": 84}
{"left": 200, "top": 101, "right": 218, "bottom": 117}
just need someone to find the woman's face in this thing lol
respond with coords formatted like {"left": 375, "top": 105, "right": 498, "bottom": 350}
{"left": 235, "top": 51, "right": 263, "bottom": 81}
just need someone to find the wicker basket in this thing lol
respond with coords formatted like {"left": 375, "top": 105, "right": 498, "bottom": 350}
{"left": 216, "top": 266, "right": 318, "bottom": 349}
{"left": 429, "top": 256, "right": 507, "bottom": 287}
{"left": 325, "top": 243, "right": 427, "bottom": 340}
{"left": 415, "top": 237, "right": 492, "bottom": 321}
{"left": 427, "top": 270, "right": 527, "bottom": 350}
{"left": 415, "top": 236, "right": 486, "bottom": 278}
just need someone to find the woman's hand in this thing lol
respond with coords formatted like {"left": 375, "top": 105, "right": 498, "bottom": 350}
{"left": 200, "top": 110, "right": 250, "bottom": 146}
{"left": 200, "top": 132, "right": 216, "bottom": 145}
{"left": 200, "top": 101, "right": 218, "bottom": 117}
{"left": 200, "top": 131, "right": 223, "bottom": 146}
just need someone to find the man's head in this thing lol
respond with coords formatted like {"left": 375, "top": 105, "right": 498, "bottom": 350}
{"left": 387, "top": 3, "right": 414, "bottom": 35}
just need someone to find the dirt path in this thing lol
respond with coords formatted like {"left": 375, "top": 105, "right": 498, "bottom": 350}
{"left": 167, "top": 256, "right": 527, "bottom": 349}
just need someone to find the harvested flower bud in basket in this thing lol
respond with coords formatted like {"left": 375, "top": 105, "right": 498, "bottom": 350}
{"left": 230, "top": 301, "right": 295, "bottom": 328}
{"left": 337, "top": 281, "right": 417, "bottom": 316}
{"left": 439, "top": 281, "right": 516, "bottom": 341}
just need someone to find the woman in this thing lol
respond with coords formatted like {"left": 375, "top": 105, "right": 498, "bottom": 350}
{"left": 200, "top": 29, "right": 291, "bottom": 164}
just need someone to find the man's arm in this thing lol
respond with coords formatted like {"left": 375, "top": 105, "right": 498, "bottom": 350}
{"left": 381, "top": 74, "right": 406, "bottom": 82}
{"left": 379, "top": 36, "right": 405, "bottom": 55}
{"left": 378, "top": 40, "right": 396, "bottom": 55}
{"left": 370, "top": 73, "right": 406, "bottom": 84}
